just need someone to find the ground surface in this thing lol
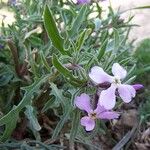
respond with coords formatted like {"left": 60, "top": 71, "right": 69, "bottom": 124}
{"left": 102, "top": 0, "right": 150, "bottom": 43}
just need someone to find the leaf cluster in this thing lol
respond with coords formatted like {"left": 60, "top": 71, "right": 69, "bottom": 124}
{"left": 0, "top": 0, "right": 142, "bottom": 148}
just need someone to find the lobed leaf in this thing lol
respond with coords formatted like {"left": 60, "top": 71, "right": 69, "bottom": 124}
{"left": 52, "top": 101, "right": 72, "bottom": 139}
{"left": 0, "top": 75, "right": 49, "bottom": 141}
{"left": 25, "top": 105, "right": 41, "bottom": 131}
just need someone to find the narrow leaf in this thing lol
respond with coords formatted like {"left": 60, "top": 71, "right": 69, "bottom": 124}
{"left": 113, "top": 28, "right": 120, "bottom": 53}
{"left": 42, "top": 97, "right": 56, "bottom": 113}
{"left": 44, "top": 5, "right": 66, "bottom": 55}
{"left": 52, "top": 55, "right": 85, "bottom": 86}
{"left": 40, "top": 51, "right": 51, "bottom": 71}
{"left": 52, "top": 103, "right": 72, "bottom": 139}
{"left": 68, "top": 5, "right": 87, "bottom": 37}
{"left": 76, "top": 29, "right": 92, "bottom": 51}
{"left": 97, "top": 38, "right": 108, "bottom": 60}
{"left": 25, "top": 105, "right": 41, "bottom": 131}
{"left": 70, "top": 109, "right": 80, "bottom": 142}
{"left": 52, "top": 55, "right": 72, "bottom": 78}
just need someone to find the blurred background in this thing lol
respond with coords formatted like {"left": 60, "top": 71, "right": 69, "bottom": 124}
{"left": 1, "top": 0, "right": 149, "bottom": 43}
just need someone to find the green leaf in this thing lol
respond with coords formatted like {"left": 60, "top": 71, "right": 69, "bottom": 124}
{"left": 126, "top": 64, "right": 136, "bottom": 78}
{"left": 130, "top": 5, "right": 150, "bottom": 11}
{"left": 121, "top": 5, "right": 150, "bottom": 14}
{"left": 135, "top": 66, "right": 150, "bottom": 76}
{"left": 97, "top": 38, "right": 108, "bottom": 60}
{"left": 0, "top": 65, "right": 14, "bottom": 86}
{"left": 134, "top": 38, "right": 150, "bottom": 65}
{"left": 18, "top": 75, "right": 50, "bottom": 110}
{"left": 70, "top": 109, "right": 80, "bottom": 142}
{"left": 0, "top": 75, "right": 49, "bottom": 141}
{"left": 124, "top": 76, "right": 136, "bottom": 84}
{"left": 52, "top": 101, "right": 72, "bottom": 139}
{"left": 76, "top": 29, "right": 92, "bottom": 51}
{"left": 25, "top": 105, "right": 41, "bottom": 131}
{"left": 52, "top": 55, "right": 85, "bottom": 86}
{"left": 42, "top": 97, "right": 56, "bottom": 112}
{"left": 50, "top": 82, "right": 65, "bottom": 106}
{"left": 28, "top": 35, "right": 43, "bottom": 47}
{"left": 52, "top": 55, "right": 72, "bottom": 78}
{"left": 0, "top": 107, "right": 19, "bottom": 142}
{"left": 0, "top": 73, "right": 13, "bottom": 87}
{"left": 40, "top": 51, "right": 51, "bottom": 72}
{"left": 68, "top": 5, "right": 87, "bottom": 37}
{"left": 44, "top": 5, "right": 66, "bottom": 55}
{"left": 113, "top": 28, "right": 120, "bottom": 53}
{"left": 96, "top": 2, "right": 102, "bottom": 17}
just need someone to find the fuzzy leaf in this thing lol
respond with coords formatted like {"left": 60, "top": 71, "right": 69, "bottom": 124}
{"left": 25, "top": 105, "right": 41, "bottom": 131}
{"left": 70, "top": 109, "right": 80, "bottom": 142}
{"left": 76, "top": 29, "right": 92, "bottom": 51}
{"left": 0, "top": 75, "right": 49, "bottom": 141}
{"left": 52, "top": 55, "right": 85, "bottom": 86}
{"left": 97, "top": 38, "right": 108, "bottom": 60}
{"left": 68, "top": 5, "right": 87, "bottom": 37}
{"left": 50, "top": 82, "right": 65, "bottom": 106}
{"left": 44, "top": 5, "right": 66, "bottom": 55}
{"left": 52, "top": 101, "right": 72, "bottom": 139}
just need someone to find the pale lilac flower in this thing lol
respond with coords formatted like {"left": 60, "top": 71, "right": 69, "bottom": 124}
{"left": 77, "top": 0, "right": 91, "bottom": 5}
{"left": 75, "top": 93, "right": 119, "bottom": 131}
{"left": 89, "top": 63, "right": 136, "bottom": 109}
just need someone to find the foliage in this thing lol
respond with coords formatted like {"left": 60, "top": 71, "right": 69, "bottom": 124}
{"left": 135, "top": 38, "right": 150, "bottom": 124}
{"left": 0, "top": 0, "right": 147, "bottom": 149}
{"left": 134, "top": 38, "right": 150, "bottom": 69}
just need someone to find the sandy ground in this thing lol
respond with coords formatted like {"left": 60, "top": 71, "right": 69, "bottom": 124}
{"left": 0, "top": 8, "right": 15, "bottom": 27}
{"left": 0, "top": 0, "right": 150, "bottom": 42}
{"left": 101, "top": 0, "right": 150, "bottom": 43}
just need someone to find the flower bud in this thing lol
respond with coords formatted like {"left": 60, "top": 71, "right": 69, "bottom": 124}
{"left": 77, "top": 0, "right": 91, "bottom": 5}
{"left": 132, "top": 84, "right": 144, "bottom": 91}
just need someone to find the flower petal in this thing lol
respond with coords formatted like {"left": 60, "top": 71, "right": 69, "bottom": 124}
{"left": 98, "top": 111, "right": 120, "bottom": 120}
{"left": 75, "top": 93, "right": 92, "bottom": 113}
{"left": 99, "top": 85, "right": 116, "bottom": 109}
{"left": 77, "top": 0, "right": 91, "bottom": 4}
{"left": 94, "top": 105, "right": 106, "bottom": 115}
{"left": 80, "top": 116, "right": 95, "bottom": 131}
{"left": 89, "top": 66, "right": 113, "bottom": 84}
{"left": 118, "top": 84, "right": 136, "bottom": 103}
{"left": 112, "top": 63, "right": 127, "bottom": 79}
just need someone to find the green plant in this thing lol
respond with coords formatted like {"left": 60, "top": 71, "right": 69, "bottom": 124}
{"left": 0, "top": 0, "right": 145, "bottom": 149}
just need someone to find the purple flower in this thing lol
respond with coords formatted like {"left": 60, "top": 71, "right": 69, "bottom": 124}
{"left": 89, "top": 63, "right": 136, "bottom": 109}
{"left": 132, "top": 84, "right": 144, "bottom": 91}
{"left": 75, "top": 93, "right": 119, "bottom": 131}
{"left": 77, "top": 0, "right": 91, "bottom": 4}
